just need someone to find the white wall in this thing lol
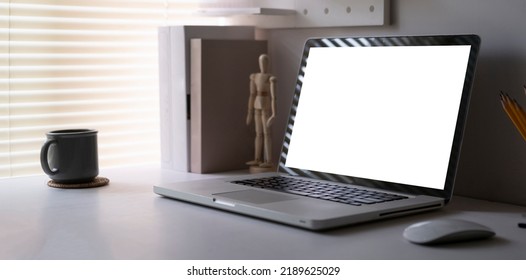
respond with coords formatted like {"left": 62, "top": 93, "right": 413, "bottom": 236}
{"left": 265, "top": 0, "right": 526, "bottom": 205}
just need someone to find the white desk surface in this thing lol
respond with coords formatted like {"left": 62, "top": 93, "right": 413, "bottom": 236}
{"left": 1, "top": 165, "right": 525, "bottom": 260}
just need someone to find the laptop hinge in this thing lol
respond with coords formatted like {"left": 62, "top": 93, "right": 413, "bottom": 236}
{"left": 379, "top": 203, "right": 443, "bottom": 217}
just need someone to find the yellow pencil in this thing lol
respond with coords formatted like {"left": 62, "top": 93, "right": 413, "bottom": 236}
{"left": 510, "top": 97, "right": 526, "bottom": 130}
{"left": 504, "top": 94, "right": 526, "bottom": 130}
{"left": 500, "top": 93, "right": 518, "bottom": 126}
{"left": 505, "top": 94, "right": 526, "bottom": 141}
{"left": 500, "top": 92, "right": 526, "bottom": 141}
{"left": 513, "top": 97, "right": 526, "bottom": 125}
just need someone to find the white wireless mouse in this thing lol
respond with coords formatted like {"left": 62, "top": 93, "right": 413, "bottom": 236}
{"left": 403, "top": 219, "right": 495, "bottom": 245}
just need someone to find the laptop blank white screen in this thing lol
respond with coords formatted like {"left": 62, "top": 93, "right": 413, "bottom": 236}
{"left": 284, "top": 45, "right": 471, "bottom": 190}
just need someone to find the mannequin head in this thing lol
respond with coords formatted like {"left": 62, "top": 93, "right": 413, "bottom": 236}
{"left": 259, "top": 54, "right": 269, "bottom": 73}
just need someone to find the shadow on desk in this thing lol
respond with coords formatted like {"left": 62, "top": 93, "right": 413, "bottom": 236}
{"left": 154, "top": 194, "right": 526, "bottom": 259}
{"left": 327, "top": 209, "right": 509, "bottom": 245}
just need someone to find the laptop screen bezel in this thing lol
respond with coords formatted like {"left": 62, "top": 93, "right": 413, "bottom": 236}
{"left": 278, "top": 34, "right": 481, "bottom": 202}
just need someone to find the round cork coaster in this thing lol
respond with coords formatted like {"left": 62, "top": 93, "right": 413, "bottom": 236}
{"left": 47, "top": 177, "right": 110, "bottom": 189}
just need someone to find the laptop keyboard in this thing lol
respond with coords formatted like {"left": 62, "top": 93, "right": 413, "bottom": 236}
{"left": 231, "top": 176, "right": 407, "bottom": 206}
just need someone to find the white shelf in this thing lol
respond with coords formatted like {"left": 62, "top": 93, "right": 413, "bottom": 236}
{"left": 195, "top": 7, "right": 297, "bottom": 17}
{"left": 190, "top": 0, "right": 390, "bottom": 29}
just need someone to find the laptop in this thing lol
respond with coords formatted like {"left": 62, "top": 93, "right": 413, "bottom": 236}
{"left": 154, "top": 34, "right": 481, "bottom": 230}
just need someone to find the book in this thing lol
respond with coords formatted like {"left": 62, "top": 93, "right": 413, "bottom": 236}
{"left": 190, "top": 39, "right": 268, "bottom": 173}
{"left": 158, "top": 26, "right": 256, "bottom": 171}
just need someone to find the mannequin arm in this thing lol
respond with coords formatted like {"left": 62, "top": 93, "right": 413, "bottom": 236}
{"left": 266, "top": 76, "right": 277, "bottom": 127}
{"left": 246, "top": 75, "right": 256, "bottom": 125}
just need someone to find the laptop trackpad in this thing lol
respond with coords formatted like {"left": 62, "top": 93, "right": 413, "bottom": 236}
{"left": 214, "top": 189, "right": 297, "bottom": 204}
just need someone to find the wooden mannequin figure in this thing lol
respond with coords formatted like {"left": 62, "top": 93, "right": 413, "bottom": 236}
{"left": 246, "top": 54, "right": 277, "bottom": 173}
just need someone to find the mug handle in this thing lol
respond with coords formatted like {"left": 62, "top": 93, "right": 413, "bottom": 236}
{"left": 40, "top": 139, "right": 58, "bottom": 175}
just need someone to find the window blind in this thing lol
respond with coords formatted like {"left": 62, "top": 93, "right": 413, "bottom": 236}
{"left": 0, "top": 0, "right": 224, "bottom": 178}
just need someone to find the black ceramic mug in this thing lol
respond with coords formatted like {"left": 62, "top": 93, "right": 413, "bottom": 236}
{"left": 40, "top": 129, "right": 99, "bottom": 184}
